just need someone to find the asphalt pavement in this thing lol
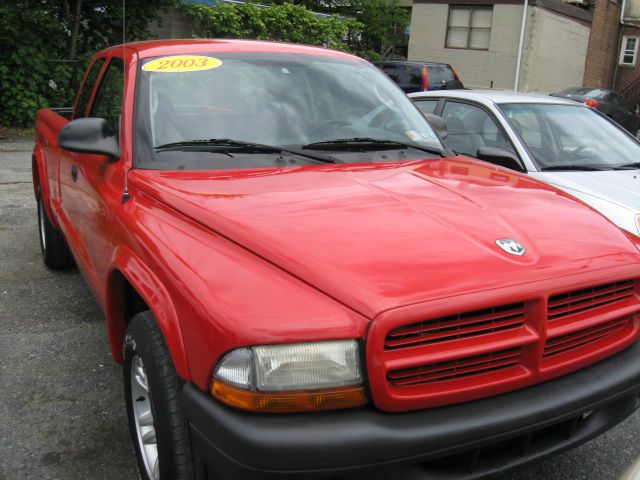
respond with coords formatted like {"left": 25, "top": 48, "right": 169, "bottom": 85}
{"left": 0, "top": 134, "right": 638, "bottom": 480}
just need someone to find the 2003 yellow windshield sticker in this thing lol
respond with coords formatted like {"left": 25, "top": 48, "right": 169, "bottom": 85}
{"left": 142, "top": 55, "right": 222, "bottom": 73}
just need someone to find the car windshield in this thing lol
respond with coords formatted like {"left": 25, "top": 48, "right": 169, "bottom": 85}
{"left": 134, "top": 52, "right": 442, "bottom": 170}
{"left": 499, "top": 103, "right": 640, "bottom": 170}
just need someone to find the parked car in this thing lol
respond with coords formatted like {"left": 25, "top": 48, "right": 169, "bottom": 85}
{"left": 373, "top": 60, "right": 463, "bottom": 93}
{"left": 410, "top": 90, "right": 640, "bottom": 237}
{"left": 34, "top": 40, "right": 640, "bottom": 480}
{"left": 550, "top": 87, "right": 640, "bottom": 135}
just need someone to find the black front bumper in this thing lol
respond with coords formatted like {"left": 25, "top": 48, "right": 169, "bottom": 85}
{"left": 183, "top": 341, "right": 640, "bottom": 480}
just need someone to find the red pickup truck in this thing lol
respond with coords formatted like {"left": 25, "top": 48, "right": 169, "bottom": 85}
{"left": 33, "top": 39, "right": 640, "bottom": 480}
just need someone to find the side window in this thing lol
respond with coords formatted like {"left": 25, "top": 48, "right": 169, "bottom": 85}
{"left": 427, "top": 65, "right": 455, "bottom": 85}
{"left": 620, "top": 95, "right": 635, "bottom": 112}
{"left": 73, "top": 58, "right": 105, "bottom": 119}
{"left": 380, "top": 65, "right": 399, "bottom": 83}
{"left": 415, "top": 100, "right": 439, "bottom": 115}
{"left": 90, "top": 58, "right": 125, "bottom": 137}
{"left": 611, "top": 93, "right": 633, "bottom": 112}
{"left": 397, "top": 66, "right": 420, "bottom": 86}
{"left": 441, "top": 101, "right": 514, "bottom": 157}
{"left": 610, "top": 93, "right": 623, "bottom": 107}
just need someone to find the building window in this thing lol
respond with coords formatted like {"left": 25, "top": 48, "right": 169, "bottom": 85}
{"left": 446, "top": 5, "right": 493, "bottom": 50}
{"left": 620, "top": 36, "right": 639, "bottom": 66}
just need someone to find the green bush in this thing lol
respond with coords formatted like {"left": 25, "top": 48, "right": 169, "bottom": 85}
{"left": 0, "top": 1, "right": 171, "bottom": 128}
{"left": 180, "top": 3, "right": 363, "bottom": 52}
{"left": 0, "top": 0, "right": 405, "bottom": 128}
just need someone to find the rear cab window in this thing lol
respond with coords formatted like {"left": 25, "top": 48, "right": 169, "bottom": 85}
{"left": 73, "top": 57, "right": 106, "bottom": 119}
{"left": 90, "top": 57, "right": 125, "bottom": 137}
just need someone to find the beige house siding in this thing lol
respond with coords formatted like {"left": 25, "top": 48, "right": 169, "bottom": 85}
{"left": 520, "top": 8, "right": 590, "bottom": 92}
{"left": 408, "top": 2, "right": 589, "bottom": 92}
{"left": 408, "top": 3, "right": 524, "bottom": 89}
{"left": 625, "top": 0, "right": 640, "bottom": 21}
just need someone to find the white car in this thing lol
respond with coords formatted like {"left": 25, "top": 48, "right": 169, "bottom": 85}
{"left": 409, "top": 90, "right": 640, "bottom": 236}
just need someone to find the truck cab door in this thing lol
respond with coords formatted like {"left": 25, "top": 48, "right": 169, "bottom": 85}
{"left": 43, "top": 58, "right": 105, "bottom": 219}
{"left": 59, "top": 57, "right": 125, "bottom": 296}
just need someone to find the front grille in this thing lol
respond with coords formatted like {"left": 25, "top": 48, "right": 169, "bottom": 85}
{"left": 370, "top": 276, "right": 640, "bottom": 412}
{"left": 548, "top": 280, "right": 635, "bottom": 320}
{"left": 385, "top": 303, "right": 525, "bottom": 350}
{"left": 388, "top": 348, "right": 521, "bottom": 387}
{"left": 544, "top": 317, "right": 632, "bottom": 358}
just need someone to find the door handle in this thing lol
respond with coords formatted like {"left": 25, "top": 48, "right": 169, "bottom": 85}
{"left": 71, "top": 165, "right": 78, "bottom": 182}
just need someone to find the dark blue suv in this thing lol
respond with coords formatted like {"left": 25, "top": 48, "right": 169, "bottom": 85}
{"left": 374, "top": 60, "right": 464, "bottom": 94}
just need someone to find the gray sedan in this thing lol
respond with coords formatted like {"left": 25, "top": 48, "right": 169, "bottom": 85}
{"left": 410, "top": 90, "right": 640, "bottom": 237}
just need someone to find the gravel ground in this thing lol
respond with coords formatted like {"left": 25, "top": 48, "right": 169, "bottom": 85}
{"left": 0, "top": 135, "right": 638, "bottom": 480}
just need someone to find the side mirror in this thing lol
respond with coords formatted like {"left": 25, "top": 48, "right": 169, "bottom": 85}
{"left": 476, "top": 147, "right": 525, "bottom": 172}
{"left": 423, "top": 114, "right": 448, "bottom": 140}
{"left": 58, "top": 118, "right": 120, "bottom": 159}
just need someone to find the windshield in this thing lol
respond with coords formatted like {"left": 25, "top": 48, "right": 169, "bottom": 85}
{"left": 134, "top": 52, "right": 442, "bottom": 170}
{"left": 499, "top": 103, "right": 640, "bottom": 170}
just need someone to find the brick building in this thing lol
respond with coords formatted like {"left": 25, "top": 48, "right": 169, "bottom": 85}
{"left": 614, "top": 2, "right": 640, "bottom": 105}
{"left": 582, "top": 0, "right": 640, "bottom": 105}
{"left": 583, "top": 0, "right": 621, "bottom": 88}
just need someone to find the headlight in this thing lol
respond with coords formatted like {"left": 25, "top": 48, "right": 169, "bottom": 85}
{"left": 211, "top": 340, "right": 367, "bottom": 413}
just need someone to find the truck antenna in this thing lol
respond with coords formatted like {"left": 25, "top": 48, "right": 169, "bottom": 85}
{"left": 121, "top": 0, "right": 130, "bottom": 204}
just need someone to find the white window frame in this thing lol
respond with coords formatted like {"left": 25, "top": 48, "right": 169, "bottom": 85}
{"left": 446, "top": 5, "right": 494, "bottom": 51}
{"left": 619, "top": 35, "right": 640, "bottom": 66}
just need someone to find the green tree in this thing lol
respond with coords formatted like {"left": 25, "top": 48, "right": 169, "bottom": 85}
{"left": 257, "top": 0, "right": 409, "bottom": 58}
{"left": 181, "top": 2, "right": 362, "bottom": 51}
{"left": 0, "top": 0, "right": 172, "bottom": 127}
{"left": 350, "top": 0, "right": 410, "bottom": 59}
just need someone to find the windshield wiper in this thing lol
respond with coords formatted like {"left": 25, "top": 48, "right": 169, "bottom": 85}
{"left": 539, "top": 164, "right": 606, "bottom": 171}
{"left": 302, "top": 137, "right": 446, "bottom": 157}
{"left": 155, "top": 139, "right": 339, "bottom": 164}
{"left": 614, "top": 162, "right": 640, "bottom": 169}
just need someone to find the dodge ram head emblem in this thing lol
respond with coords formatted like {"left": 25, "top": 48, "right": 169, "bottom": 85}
{"left": 496, "top": 239, "right": 526, "bottom": 256}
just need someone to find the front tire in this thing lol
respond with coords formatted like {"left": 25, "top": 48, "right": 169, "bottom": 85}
{"left": 123, "top": 311, "right": 204, "bottom": 480}
{"left": 37, "top": 189, "right": 74, "bottom": 269}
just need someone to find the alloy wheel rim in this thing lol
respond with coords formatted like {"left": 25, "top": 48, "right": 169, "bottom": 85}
{"left": 130, "top": 355, "right": 159, "bottom": 480}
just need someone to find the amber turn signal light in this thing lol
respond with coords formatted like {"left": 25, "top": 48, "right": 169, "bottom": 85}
{"left": 211, "top": 380, "right": 368, "bottom": 413}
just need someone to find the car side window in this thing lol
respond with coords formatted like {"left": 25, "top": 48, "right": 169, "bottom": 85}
{"left": 380, "top": 65, "right": 399, "bottom": 83}
{"left": 620, "top": 95, "right": 635, "bottom": 112}
{"left": 73, "top": 58, "right": 105, "bottom": 119}
{"left": 415, "top": 100, "right": 439, "bottom": 115}
{"left": 441, "top": 102, "right": 514, "bottom": 157}
{"left": 613, "top": 93, "right": 634, "bottom": 112}
{"left": 610, "top": 93, "right": 623, "bottom": 107}
{"left": 397, "top": 66, "right": 421, "bottom": 87}
{"left": 427, "top": 65, "right": 454, "bottom": 85}
{"left": 90, "top": 57, "right": 125, "bottom": 137}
